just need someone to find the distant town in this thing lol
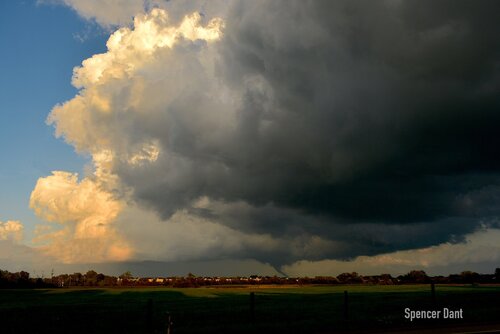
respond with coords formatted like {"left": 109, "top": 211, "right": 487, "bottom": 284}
{"left": 1, "top": 268, "right": 499, "bottom": 288}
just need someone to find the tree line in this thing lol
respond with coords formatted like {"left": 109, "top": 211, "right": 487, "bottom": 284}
{"left": 1, "top": 268, "right": 499, "bottom": 288}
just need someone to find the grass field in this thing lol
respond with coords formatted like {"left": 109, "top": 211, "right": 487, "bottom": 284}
{"left": 1, "top": 284, "right": 500, "bottom": 333}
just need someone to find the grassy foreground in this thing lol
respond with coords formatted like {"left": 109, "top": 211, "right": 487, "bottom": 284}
{"left": 1, "top": 284, "right": 500, "bottom": 333}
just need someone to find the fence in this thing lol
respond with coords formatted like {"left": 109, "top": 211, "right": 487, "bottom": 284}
{"left": 146, "top": 283, "right": 450, "bottom": 334}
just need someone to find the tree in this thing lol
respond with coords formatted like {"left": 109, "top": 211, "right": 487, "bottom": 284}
{"left": 403, "top": 270, "right": 429, "bottom": 283}
{"left": 103, "top": 275, "right": 117, "bottom": 286}
{"left": 71, "top": 272, "right": 83, "bottom": 286}
{"left": 85, "top": 270, "right": 98, "bottom": 286}
{"left": 119, "top": 271, "right": 133, "bottom": 279}
{"left": 96, "top": 273, "right": 105, "bottom": 286}
{"left": 337, "top": 272, "right": 363, "bottom": 284}
{"left": 460, "top": 271, "right": 479, "bottom": 284}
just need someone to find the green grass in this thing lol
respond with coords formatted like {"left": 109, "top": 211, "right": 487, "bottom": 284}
{"left": 1, "top": 284, "right": 499, "bottom": 333}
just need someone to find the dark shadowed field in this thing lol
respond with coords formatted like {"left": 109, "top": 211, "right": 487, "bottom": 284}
{"left": 1, "top": 285, "right": 500, "bottom": 333}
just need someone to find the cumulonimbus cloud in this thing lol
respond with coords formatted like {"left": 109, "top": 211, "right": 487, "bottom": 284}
{"left": 32, "top": 0, "right": 500, "bottom": 265}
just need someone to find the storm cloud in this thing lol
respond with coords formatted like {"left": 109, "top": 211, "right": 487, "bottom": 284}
{"left": 44, "top": 0, "right": 500, "bottom": 264}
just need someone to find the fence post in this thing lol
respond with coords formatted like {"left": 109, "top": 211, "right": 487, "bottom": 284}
{"left": 344, "top": 290, "right": 349, "bottom": 321}
{"left": 166, "top": 312, "right": 173, "bottom": 334}
{"left": 250, "top": 292, "right": 255, "bottom": 322}
{"left": 147, "top": 298, "right": 153, "bottom": 333}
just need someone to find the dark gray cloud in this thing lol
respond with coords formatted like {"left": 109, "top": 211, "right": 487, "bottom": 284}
{"left": 137, "top": 2, "right": 498, "bottom": 216}
{"left": 208, "top": 0, "right": 500, "bottom": 221}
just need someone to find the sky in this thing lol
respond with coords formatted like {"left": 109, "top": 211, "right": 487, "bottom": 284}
{"left": 1, "top": 0, "right": 500, "bottom": 277}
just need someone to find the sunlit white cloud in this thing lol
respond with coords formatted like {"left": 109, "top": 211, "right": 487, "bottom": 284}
{"left": 48, "top": 8, "right": 224, "bottom": 156}
{"left": 30, "top": 171, "right": 132, "bottom": 263}
{"left": 29, "top": 7, "right": 232, "bottom": 264}
{"left": 0, "top": 220, "right": 24, "bottom": 242}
